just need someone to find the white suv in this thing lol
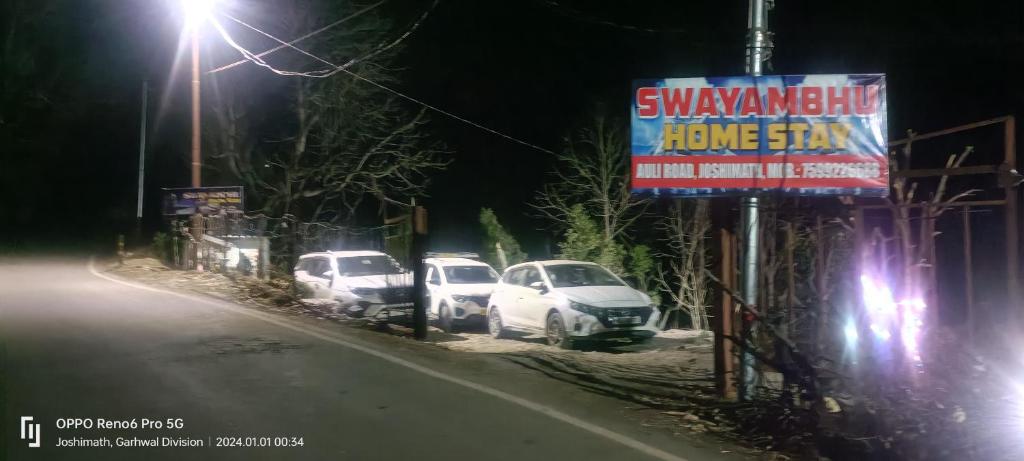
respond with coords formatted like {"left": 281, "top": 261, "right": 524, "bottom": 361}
{"left": 424, "top": 257, "right": 500, "bottom": 332}
{"left": 487, "top": 260, "right": 659, "bottom": 348}
{"left": 294, "top": 251, "right": 413, "bottom": 318}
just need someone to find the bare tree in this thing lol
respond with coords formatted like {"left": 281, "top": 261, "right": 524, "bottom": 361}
{"left": 533, "top": 115, "right": 649, "bottom": 245}
{"left": 653, "top": 199, "right": 710, "bottom": 330}
{"left": 208, "top": 0, "right": 447, "bottom": 227}
{"left": 883, "top": 134, "right": 977, "bottom": 301}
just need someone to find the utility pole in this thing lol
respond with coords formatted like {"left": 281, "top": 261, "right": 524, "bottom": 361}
{"left": 739, "top": 0, "right": 772, "bottom": 402}
{"left": 136, "top": 80, "right": 149, "bottom": 242}
{"left": 191, "top": 26, "right": 202, "bottom": 188}
{"left": 412, "top": 206, "right": 429, "bottom": 340}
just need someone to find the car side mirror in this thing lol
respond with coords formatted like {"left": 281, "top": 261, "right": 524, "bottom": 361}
{"left": 529, "top": 281, "right": 548, "bottom": 294}
{"left": 322, "top": 270, "right": 334, "bottom": 279}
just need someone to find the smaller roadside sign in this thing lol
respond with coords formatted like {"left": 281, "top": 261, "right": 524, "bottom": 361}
{"left": 161, "top": 186, "right": 244, "bottom": 216}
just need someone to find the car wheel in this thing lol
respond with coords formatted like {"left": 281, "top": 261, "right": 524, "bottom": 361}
{"left": 488, "top": 307, "right": 507, "bottom": 339}
{"left": 347, "top": 304, "right": 366, "bottom": 318}
{"left": 438, "top": 303, "right": 454, "bottom": 333}
{"left": 545, "top": 312, "right": 573, "bottom": 350}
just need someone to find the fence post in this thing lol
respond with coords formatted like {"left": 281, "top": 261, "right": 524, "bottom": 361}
{"left": 714, "top": 227, "right": 737, "bottom": 400}
{"left": 190, "top": 213, "right": 204, "bottom": 271}
{"left": 815, "top": 215, "right": 828, "bottom": 356}
{"left": 117, "top": 234, "right": 125, "bottom": 265}
{"left": 963, "top": 206, "right": 975, "bottom": 344}
{"left": 1004, "top": 116, "right": 1019, "bottom": 318}
{"left": 259, "top": 237, "right": 271, "bottom": 281}
{"left": 173, "top": 234, "right": 180, "bottom": 268}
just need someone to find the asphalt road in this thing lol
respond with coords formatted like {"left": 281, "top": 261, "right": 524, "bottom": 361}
{"left": 0, "top": 258, "right": 744, "bottom": 461}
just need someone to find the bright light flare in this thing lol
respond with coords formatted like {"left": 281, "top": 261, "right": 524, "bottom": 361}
{"left": 182, "top": 0, "right": 217, "bottom": 27}
{"left": 843, "top": 318, "right": 859, "bottom": 345}
{"left": 859, "top": 273, "right": 927, "bottom": 360}
{"left": 898, "top": 298, "right": 926, "bottom": 362}
{"left": 869, "top": 323, "right": 891, "bottom": 341}
{"left": 860, "top": 275, "right": 897, "bottom": 314}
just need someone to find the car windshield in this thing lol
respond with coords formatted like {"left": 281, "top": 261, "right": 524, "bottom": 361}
{"left": 544, "top": 264, "right": 624, "bottom": 288}
{"left": 443, "top": 266, "right": 499, "bottom": 284}
{"left": 336, "top": 256, "right": 403, "bottom": 276}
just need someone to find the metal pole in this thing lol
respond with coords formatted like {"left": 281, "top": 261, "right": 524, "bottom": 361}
{"left": 191, "top": 28, "right": 202, "bottom": 188}
{"left": 136, "top": 80, "right": 148, "bottom": 241}
{"left": 739, "top": 0, "right": 770, "bottom": 402}
{"left": 739, "top": 197, "right": 760, "bottom": 399}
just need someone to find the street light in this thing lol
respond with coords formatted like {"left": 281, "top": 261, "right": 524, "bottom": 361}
{"left": 182, "top": 0, "right": 215, "bottom": 29}
{"left": 181, "top": 0, "right": 216, "bottom": 188}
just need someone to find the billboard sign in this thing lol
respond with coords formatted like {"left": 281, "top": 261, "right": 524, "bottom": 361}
{"left": 631, "top": 74, "right": 888, "bottom": 196}
{"left": 162, "top": 186, "right": 244, "bottom": 216}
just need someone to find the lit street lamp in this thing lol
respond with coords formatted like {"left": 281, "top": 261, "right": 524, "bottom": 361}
{"left": 182, "top": 0, "right": 215, "bottom": 188}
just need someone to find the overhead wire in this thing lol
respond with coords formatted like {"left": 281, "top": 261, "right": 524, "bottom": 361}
{"left": 215, "top": 0, "right": 438, "bottom": 78}
{"left": 535, "top": 0, "right": 690, "bottom": 35}
{"left": 207, "top": 0, "right": 388, "bottom": 75}
{"left": 211, "top": 4, "right": 558, "bottom": 155}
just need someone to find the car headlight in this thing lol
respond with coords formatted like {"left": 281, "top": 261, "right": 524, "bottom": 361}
{"left": 351, "top": 287, "right": 376, "bottom": 296}
{"left": 451, "top": 294, "right": 467, "bottom": 303}
{"left": 569, "top": 301, "right": 602, "bottom": 317}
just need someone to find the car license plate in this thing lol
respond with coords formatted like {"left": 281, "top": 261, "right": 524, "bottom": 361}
{"left": 612, "top": 316, "right": 641, "bottom": 325}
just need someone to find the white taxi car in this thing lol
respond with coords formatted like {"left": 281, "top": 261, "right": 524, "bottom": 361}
{"left": 423, "top": 257, "right": 500, "bottom": 332}
{"left": 486, "top": 260, "right": 659, "bottom": 348}
{"left": 294, "top": 251, "right": 413, "bottom": 318}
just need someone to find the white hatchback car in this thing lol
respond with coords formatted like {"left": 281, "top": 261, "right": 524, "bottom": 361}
{"left": 294, "top": 251, "right": 413, "bottom": 318}
{"left": 487, "top": 260, "right": 659, "bottom": 348}
{"left": 423, "top": 257, "right": 500, "bottom": 332}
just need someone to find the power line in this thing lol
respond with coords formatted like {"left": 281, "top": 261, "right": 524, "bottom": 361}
{"left": 536, "top": 0, "right": 690, "bottom": 35}
{"left": 218, "top": 0, "right": 438, "bottom": 79}
{"left": 208, "top": 0, "right": 387, "bottom": 75}
{"left": 212, "top": 7, "right": 558, "bottom": 156}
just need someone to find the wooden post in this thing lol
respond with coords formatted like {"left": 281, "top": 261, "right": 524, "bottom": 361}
{"left": 172, "top": 234, "right": 180, "bottom": 268}
{"left": 854, "top": 208, "right": 867, "bottom": 268}
{"left": 412, "top": 206, "right": 429, "bottom": 340}
{"left": 785, "top": 222, "right": 796, "bottom": 332}
{"left": 117, "top": 234, "right": 125, "bottom": 265}
{"left": 714, "top": 227, "right": 737, "bottom": 400}
{"left": 926, "top": 206, "right": 939, "bottom": 324}
{"left": 963, "top": 206, "right": 974, "bottom": 343}
{"left": 815, "top": 215, "right": 828, "bottom": 355}
{"left": 853, "top": 207, "right": 867, "bottom": 339}
{"left": 1004, "top": 117, "right": 1019, "bottom": 315}
{"left": 258, "top": 236, "right": 271, "bottom": 281}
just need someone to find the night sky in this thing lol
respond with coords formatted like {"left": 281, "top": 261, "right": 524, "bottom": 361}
{"left": 3, "top": 0, "right": 1023, "bottom": 255}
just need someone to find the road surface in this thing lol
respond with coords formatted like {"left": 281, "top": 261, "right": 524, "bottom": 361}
{"left": 0, "top": 258, "right": 743, "bottom": 460}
